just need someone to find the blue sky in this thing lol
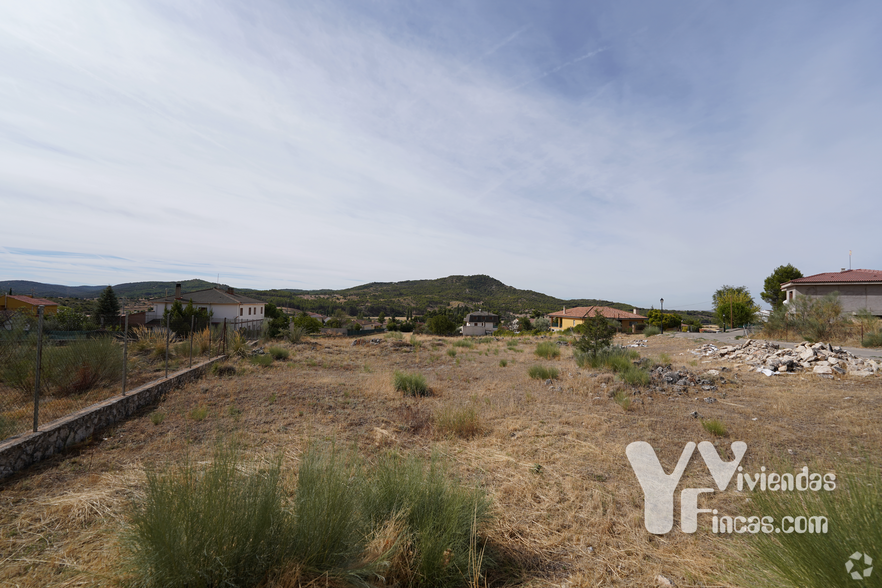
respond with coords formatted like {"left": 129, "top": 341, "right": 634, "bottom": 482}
{"left": 2, "top": 1, "right": 881, "bottom": 309}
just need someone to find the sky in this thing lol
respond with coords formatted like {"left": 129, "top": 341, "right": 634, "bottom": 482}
{"left": 2, "top": 1, "right": 881, "bottom": 310}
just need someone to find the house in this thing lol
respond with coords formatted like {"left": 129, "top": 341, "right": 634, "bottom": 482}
{"left": 0, "top": 294, "right": 59, "bottom": 316}
{"left": 781, "top": 269, "right": 882, "bottom": 315}
{"left": 548, "top": 306, "right": 647, "bottom": 333}
{"left": 463, "top": 311, "right": 499, "bottom": 336}
{"left": 146, "top": 283, "right": 266, "bottom": 328}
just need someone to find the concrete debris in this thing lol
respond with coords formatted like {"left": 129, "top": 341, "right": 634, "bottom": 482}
{"left": 627, "top": 339, "right": 648, "bottom": 348}
{"left": 691, "top": 339, "right": 880, "bottom": 376}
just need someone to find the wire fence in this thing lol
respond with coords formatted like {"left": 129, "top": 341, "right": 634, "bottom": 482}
{"left": 0, "top": 308, "right": 264, "bottom": 443}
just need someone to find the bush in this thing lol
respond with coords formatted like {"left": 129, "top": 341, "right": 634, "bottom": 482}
{"left": 574, "top": 346, "right": 639, "bottom": 369}
{"left": 393, "top": 370, "right": 430, "bottom": 397}
{"left": 1, "top": 336, "right": 124, "bottom": 396}
{"left": 425, "top": 315, "right": 457, "bottom": 336}
{"left": 532, "top": 317, "right": 551, "bottom": 331}
{"left": 528, "top": 365, "right": 559, "bottom": 380}
{"left": 617, "top": 365, "right": 650, "bottom": 386}
{"left": 267, "top": 346, "right": 289, "bottom": 360}
{"left": 643, "top": 325, "right": 661, "bottom": 337}
{"left": 534, "top": 342, "right": 560, "bottom": 359}
{"left": 122, "top": 446, "right": 287, "bottom": 588}
{"left": 765, "top": 293, "right": 850, "bottom": 342}
{"left": 499, "top": 359, "right": 507, "bottom": 367}
{"left": 734, "top": 463, "right": 881, "bottom": 588}
{"left": 453, "top": 340, "right": 474, "bottom": 349}
{"left": 228, "top": 330, "right": 250, "bottom": 357}
{"left": 435, "top": 406, "right": 481, "bottom": 438}
{"left": 862, "top": 331, "right": 882, "bottom": 348}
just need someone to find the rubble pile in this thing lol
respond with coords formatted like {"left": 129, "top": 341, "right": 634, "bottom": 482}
{"left": 692, "top": 339, "right": 880, "bottom": 377}
{"left": 650, "top": 365, "right": 726, "bottom": 395}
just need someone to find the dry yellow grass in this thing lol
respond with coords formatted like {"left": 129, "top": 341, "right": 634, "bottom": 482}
{"left": 1, "top": 333, "right": 880, "bottom": 587}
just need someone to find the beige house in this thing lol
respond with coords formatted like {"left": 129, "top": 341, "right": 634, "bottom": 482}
{"left": 781, "top": 269, "right": 882, "bottom": 315}
{"left": 548, "top": 306, "right": 647, "bottom": 333}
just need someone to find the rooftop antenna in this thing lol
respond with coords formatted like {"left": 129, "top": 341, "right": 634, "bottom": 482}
{"left": 849, "top": 250, "right": 852, "bottom": 270}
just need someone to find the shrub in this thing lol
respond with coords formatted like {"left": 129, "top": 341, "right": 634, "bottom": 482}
{"left": 393, "top": 370, "right": 430, "bottom": 397}
{"left": 499, "top": 359, "right": 507, "bottom": 367}
{"left": 250, "top": 354, "right": 274, "bottom": 367}
{"left": 701, "top": 418, "right": 727, "bottom": 437}
{"left": 189, "top": 406, "right": 208, "bottom": 421}
{"left": 453, "top": 340, "right": 474, "bottom": 349}
{"left": 617, "top": 365, "right": 651, "bottom": 386}
{"left": 643, "top": 325, "right": 661, "bottom": 337}
{"left": 447, "top": 349, "right": 457, "bottom": 357}
{"left": 211, "top": 363, "right": 236, "bottom": 377}
{"left": 361, "top": 453, "right": 492, "bottom": 588}
{"left": 425, "top": 315, "right": 457, "bottom": 336}
{"left": 287, "top": 325, "right": 307, "bottom": 343}
{"left": 532, "top": 317, "right": 551, "bottom": 331}
{"left": 228, "top": 330, "right": 250, "bottom": 357}
{"left": 534, "top": 342, "right": 560, "bottom": 359}
{"left": 574, "top": 346, "right": 638, "bottom": 369}
{"left": 267, "top": 346, "right": 289, "bottom": 360}
{"left": 2, "top": 336, "right": 124, "bottom": 396}
{"left": 435, "top": 406, "right": 481, "bottom": 438}
{"left": 574, "top": 310, "right": 616, "bottom": 355}
{"left": 149, "top": 412, "right": 165, "bottom": 426}
{"left": 122, "top": 446, "right": 287, "bottom": 588}
{"left": 734, "top": 463, "right": 881, "bottom": 588}
{"left": 528, "top": 365, "right": 559, "bottom": 380}
{"left": 862, "top": 331, "right": 882, "bottom": 348}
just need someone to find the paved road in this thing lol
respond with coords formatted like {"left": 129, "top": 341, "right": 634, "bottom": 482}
{"left": 663, "top": 329, "right": 882, "bottom": 360}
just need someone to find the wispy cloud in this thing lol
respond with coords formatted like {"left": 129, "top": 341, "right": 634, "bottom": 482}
{"left": 1, "top": 1, "right": 881, "bottom": 307}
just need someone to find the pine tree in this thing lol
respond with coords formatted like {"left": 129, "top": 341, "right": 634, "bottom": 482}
{"left": 95, "top": 286, "right": 120, "bottom": 327}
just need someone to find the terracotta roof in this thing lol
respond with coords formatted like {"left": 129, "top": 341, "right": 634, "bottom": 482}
{"left": 4, "top": 295, "right": 58, "bottom": 306}
{"left": 148, "top": 288, "right": 265, "bottom": 305}
{"left": 783, "top": 269, "right": 882, "bottom": 286}
{"left": 547, "top": 306, "right": 646, "bottom": 320}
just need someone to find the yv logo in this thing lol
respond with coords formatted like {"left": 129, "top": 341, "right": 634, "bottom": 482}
{"left": 626, "top": 441, "right": 747, "bottom": 534}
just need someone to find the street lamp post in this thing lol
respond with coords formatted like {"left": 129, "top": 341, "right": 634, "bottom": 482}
{"left": 660, "top": 298, "right": 664, "bottom": 334}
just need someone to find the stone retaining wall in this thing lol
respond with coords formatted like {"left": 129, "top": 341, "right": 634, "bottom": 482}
{"left": 0, "top": 356, "right": 225, "bottom": 480}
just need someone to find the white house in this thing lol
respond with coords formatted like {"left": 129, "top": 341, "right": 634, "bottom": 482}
{"left": 463, "top": 311, "right": 499, "bottom": 336}
{"left": 146, "top": 284, "right": 266, "bottom": 327}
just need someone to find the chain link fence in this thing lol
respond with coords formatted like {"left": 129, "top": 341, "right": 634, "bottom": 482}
{"left": 0, "top": 308, "right": 237, "bottom": 443}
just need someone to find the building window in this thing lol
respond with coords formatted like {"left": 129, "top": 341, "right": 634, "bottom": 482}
{"left": 248, "top": 307, "right": 252, "bottom": 315}
{"left": 240, "top": 308, "right": 243, "bottom": 316}
{"left": 260, "top": 307, "right": 263, "bottom": 314}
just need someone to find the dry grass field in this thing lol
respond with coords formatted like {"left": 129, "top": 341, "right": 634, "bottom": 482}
{"left": 1, "top": 332, "right": 880, "bottom": 587}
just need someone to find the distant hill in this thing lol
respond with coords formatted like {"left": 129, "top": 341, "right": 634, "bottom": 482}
{"left": 0, "top": 279, "right": 225, "bottom": 300}
{"left": 244, "top": 275, "right": 635, "bottom": 317}
{"left": 4, "top": 275, "right": 698, "bottom": 320}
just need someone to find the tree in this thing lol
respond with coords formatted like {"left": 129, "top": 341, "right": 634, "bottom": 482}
{"left": 291, "top": 312, "right": 322, "bottom": 334}
{"left": 713, "top": 285, "right": 759, "bottom": 329}
{"left": 163, "top": 299, "right": 211, "bottom": 337}
{"left": 51, "top": 306, "right": 93, "bottom": 331}
{"left": 517, "top": 317, "right": 533, "bottom": 332}
{"left": 533, "top": 317, "right": 551, "bottom": 331}
{"left": 575, "top": 310, "right": 616, "bottom": 356}
{"left": 645, "top": 309, "right": 682, "bottom": 330}
{"left": 377, "top": 311, "right": 385, "bottom": 323}
{"left": 264, "top": 303, "right": 290, "bottom": 338}
{"left": 425, "top": 314, "right": 457, "bottom": 336}
{"left": 95, "top": 286, "right": 120, "bottom": 327}
{"left": 761, "top": 264, "right": 803, "bottom": 311}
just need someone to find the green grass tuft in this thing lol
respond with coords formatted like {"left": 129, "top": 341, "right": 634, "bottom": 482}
{"left": 435, "top": 406, "right": 481, "bottom": 438}
{"left": 267, "top": 346, "right": 289, "bottom": 360}
{"left": 701, "top": 418, "right": 728, "bottom": 437}
{"left": 534, "top": 342, "right": 560, "bottom": 359}
{"left": 499, "top": 359, "right": 507, "bottom": 367}
{"left": 250, "top": 354, "right": 274, "bottom": 367}
{"left": 528, "top": 365, "right": 559, "bottom": 380}
{"left": 393, "top": 370, "right": 430, "bottom": 397}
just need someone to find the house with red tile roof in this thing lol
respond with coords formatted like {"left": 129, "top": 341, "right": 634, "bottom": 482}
{"left": 781, "top": 269, "right": 882, "bottom": 315}
{"left": 1, "top": 294, "right": 59, "bottom": 316}
{"left": 547, "top": 306, "right": 646, "bottom": 333}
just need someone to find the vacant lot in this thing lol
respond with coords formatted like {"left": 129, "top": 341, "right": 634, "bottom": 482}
{"left": 1, "top": 333, "right": 880, "bottom": 587}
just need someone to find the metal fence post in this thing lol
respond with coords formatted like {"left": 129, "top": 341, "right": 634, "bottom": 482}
{"left": 189, "top": 315, "right": 194, "bottom": 368}
{"left": 122, "top": 310, "right": 129, "bottom": 395}
{"left": 165, "top": 311, "right": 170, "bottom": 378}
{"left": 223, "top": 318, "right": 227, "bottom": 356}
{"left": 33, "top": 305, "right": 44, "bottom": 432}
{"left": 208, "top": 322, "right": 212, "bottom": 360}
